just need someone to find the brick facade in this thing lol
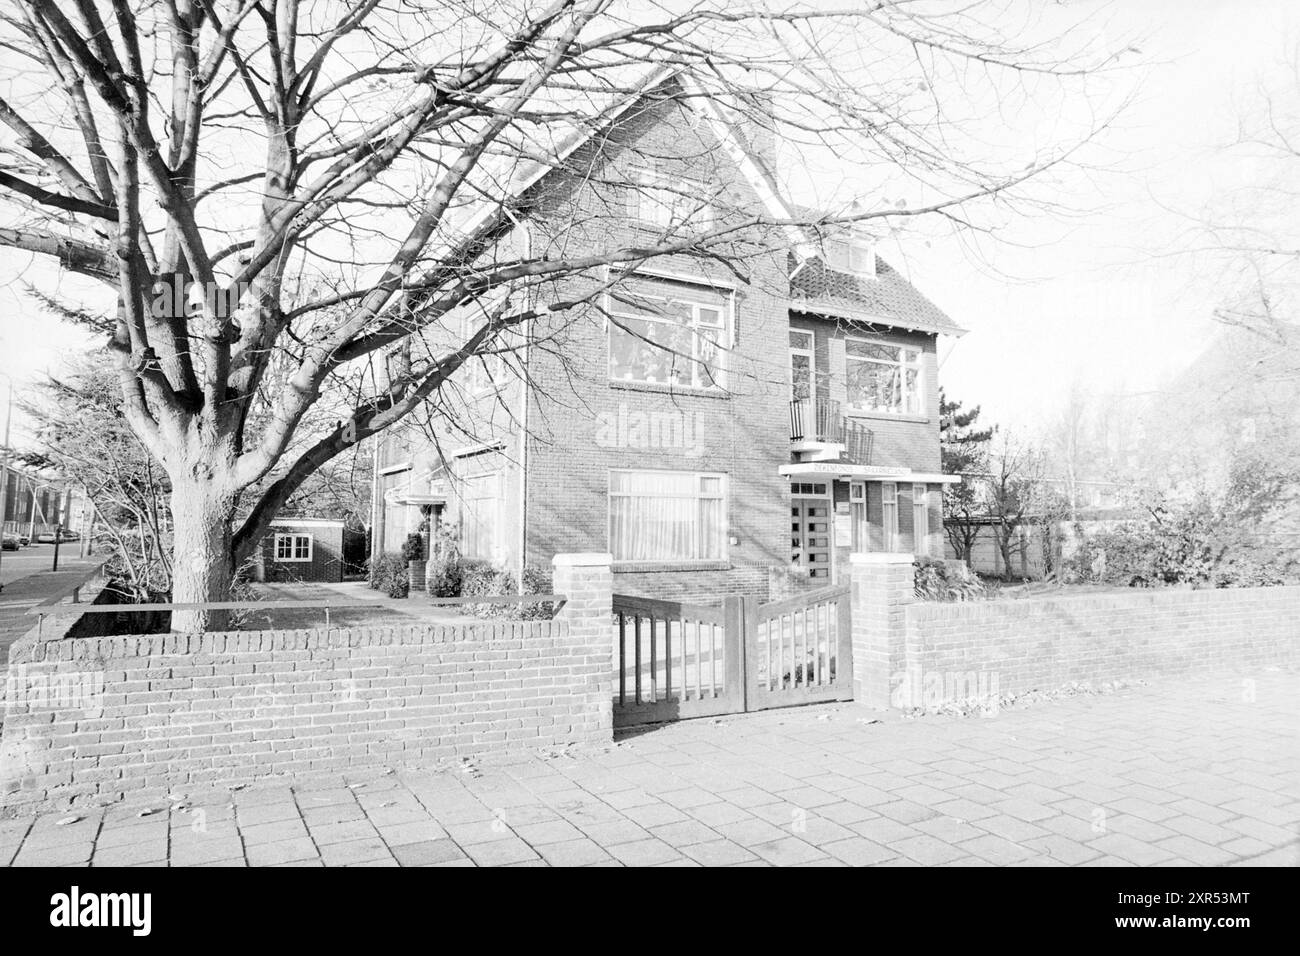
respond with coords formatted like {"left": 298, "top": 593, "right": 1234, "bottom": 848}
{"left": 850, "top": 559, "right": 1300, "bottom": 710}
{"left": 0, "top": 555, "right": 614, "bottom": 814}
{"left": 372, "top": 83, "right": 958, "bottom": 603}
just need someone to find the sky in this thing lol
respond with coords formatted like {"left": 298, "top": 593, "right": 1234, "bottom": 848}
{"left": 1, "top": 0, "right": 1296, "bottom": 442}
{"left": 899, "top": 0, "right": 1300, "bottom": 431}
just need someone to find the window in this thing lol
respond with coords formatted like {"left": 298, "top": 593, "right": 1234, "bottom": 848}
{"left": 826, "top": 234, "right": 875, "bottom": 276}
{"left": 789, "top": 329, "right": 814, "bottom": 403}
{"left": 845, "top": 339, "right": 923, "bottom": 415}
{"left": 849, "top": 481, "right": 867, "bottom": 551}
{"left": 912, "top": 483, "right": 929, "bottom": 556}
{"left": 609, "top": 470, "right": 726, "bottom": 562}
{"left": 881, "top": 482, "right": 898, "bottom": 552}
{"left": 274, "top": 533, "right": 312, "bottom": 562}
{"left": 631, "top": 161, "right": 715, "bottom": 232}
{"left": 461, "top": 473, "right": 500, "bottom": 560}
{"left": 608, "top": 278, "right": 730, "bottom": 390}
{"left": 457, "top": 298, "right": 505, "bottom": 394}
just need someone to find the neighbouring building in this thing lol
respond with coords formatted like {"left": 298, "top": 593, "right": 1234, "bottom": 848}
{"left": 371, "top": 71, "right": 964, "bottom": 600}
{"left": 254, "top": 518, "right": 347, "bottom": 584}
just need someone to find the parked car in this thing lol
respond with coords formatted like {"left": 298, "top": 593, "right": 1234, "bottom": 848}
{"left": 36, "top": 532, "right": 57, "bottom": 544}
{"left": 2, "top": 535, "right": 19, "bottom": 551}
{"left": 18, "top": 534, "right": 29, "bottom": 546}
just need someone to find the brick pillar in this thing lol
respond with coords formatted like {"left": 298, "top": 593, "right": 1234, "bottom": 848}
{"left": 850, "top": 552, "right": 915, "bottom": 709}
{"left": 552, "top": 553, "right": 614, "bottom": 743}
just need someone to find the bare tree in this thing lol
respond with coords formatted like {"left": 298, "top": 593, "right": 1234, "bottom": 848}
{"left": 983, "top": 431, "right": 1043, "bottom": 581}
{"left": 0, "top": 1, "right": 1117, "bottom": 630}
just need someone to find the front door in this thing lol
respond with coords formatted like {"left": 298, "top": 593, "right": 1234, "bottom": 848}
{"left": 790, "top": 483, "right": 832, "bottom": 580}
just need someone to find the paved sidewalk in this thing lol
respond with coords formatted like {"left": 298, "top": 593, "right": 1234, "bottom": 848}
{"left": 2, "top": 672, "right": 1296, "bottom": 867}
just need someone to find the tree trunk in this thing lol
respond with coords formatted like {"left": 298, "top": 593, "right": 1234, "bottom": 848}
{"left": 169, "top": 480, "right": 236, "bottom": 633}
{"left": 996, "top": 528, "right": 1015, "bottom": 582}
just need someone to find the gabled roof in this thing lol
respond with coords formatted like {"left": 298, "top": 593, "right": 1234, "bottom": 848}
{"left": 789, "top": 253, "right": 966, "bottom": 337}
{"left": 449, "top": 67, "right": 964, "bottom": 337}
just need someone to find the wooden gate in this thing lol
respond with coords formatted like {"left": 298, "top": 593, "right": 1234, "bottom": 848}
{"left": 613, "top": 584, "right": 853, "bottom": 728}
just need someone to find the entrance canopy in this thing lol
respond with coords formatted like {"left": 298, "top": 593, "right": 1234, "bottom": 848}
{"left": 778, "top": 462, "right": 961, "bottom": 484}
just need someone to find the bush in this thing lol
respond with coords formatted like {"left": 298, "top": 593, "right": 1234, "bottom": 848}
{"left": 459, "top": 561, "right": 555, "bottom": 619}
{"left": 366, "top": 552, "right": 409, "bottom": 598}
{"left": 426, "top": 523, "right": 463, "bottom": 597}
{"left": 914, "top": 556, "right": 987, "bottom": 602}
{"left": 400, "top": 531, "right": 425, "bottom": 563}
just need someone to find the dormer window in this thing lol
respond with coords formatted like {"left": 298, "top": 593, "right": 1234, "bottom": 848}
{"left": 826, "top": 233, "right": 876, "bottom": 277}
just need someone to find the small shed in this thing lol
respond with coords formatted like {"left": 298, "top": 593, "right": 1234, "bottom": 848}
{"left": 255, "top": 518, "right": 346, "bottom": 583}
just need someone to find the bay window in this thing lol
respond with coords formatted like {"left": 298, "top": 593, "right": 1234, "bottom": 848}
{"left": 608, "top": 278, "right": 730, "bottom": 390}
{"left": 845, "top": 339, "right": 923, "bottom": 415}
{"left": 609, "top": 470, "right": 726, "bottom": 563}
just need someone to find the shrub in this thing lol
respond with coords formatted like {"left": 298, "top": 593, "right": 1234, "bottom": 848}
{"left": 459, "top": 562, "right": 555, "bottom": 619}
{"left": 400, "top": 531, "right": 425, "bottom": 563}
{"left": 914, "top": 556, "right": 987, "bottom": 602}
{"left": 426, "top": 523, "right": 463, "bottom": 597}
{"left": 366, "top": 552, "right": 409, "bottom": 598}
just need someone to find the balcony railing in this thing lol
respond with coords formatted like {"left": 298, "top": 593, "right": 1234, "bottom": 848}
{"left": 789, "top": 398, "right": 843, "bottom": 443}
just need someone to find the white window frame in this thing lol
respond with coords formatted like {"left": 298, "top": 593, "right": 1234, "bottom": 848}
{"left": 606, "top": 281, "right": 732, "bottom": 391}
{"left": 881, "top": 482, "right": 898, "bottom": 552}
{"left": 456, "top": 295, "right": 506, "bottom": 396}
{"left": 849, "top": 481, "right": 867, "bottom": 552}
{"left": 273, "top": 533, "right": 313, "bottom": 563}
{"left": 459, "top": 472, "right": 501, "bottom": 561}
{"left": 844, "top": 337, "right": 924, "bottom": 416}
{"left": 826, "top": 233, "right": 876, "bottom": 277}
{"left": 630, "top": 161, "right": 715, "bottom": 233}
{"left": 608, "top": 468, "right": 728, "bottom": 564}
{"left": 789, "top": 329, "right": 815, "bottom": 404}
{"left": 912, "top": 483, "right": 929, "bottom": 556}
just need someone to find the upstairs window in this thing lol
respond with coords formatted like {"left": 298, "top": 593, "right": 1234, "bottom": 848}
{"left": 826, "top": 234, "right": 876, "bottom": 277}
{"left": 608, "top": 278, "right": 731, "bottom": 390}
{"left": 630, "top": 160, "right": 715, "bottom": 233}
{"left": 845, "top": 338, "right": 923, "bottom": 415}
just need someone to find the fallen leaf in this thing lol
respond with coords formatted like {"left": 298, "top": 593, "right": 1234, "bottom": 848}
{"left": 55, "top": 815, "right": 82, "bottom": 826}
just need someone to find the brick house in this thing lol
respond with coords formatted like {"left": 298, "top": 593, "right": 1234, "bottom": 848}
{"left": 255, "top": 518, "right": 347, "bottom": 584}
{"left": 371, "top": 73, "right": 964, "bottom": 600}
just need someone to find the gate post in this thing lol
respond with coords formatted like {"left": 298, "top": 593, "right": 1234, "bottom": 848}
{"left": 553, "top": 552, "right": 614, "bottom": 741}
{"left": 849, "top": 552, "right": 915, "bottom": 709}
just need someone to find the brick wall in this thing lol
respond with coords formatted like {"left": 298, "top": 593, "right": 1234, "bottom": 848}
{"left": 850, "top": 554, "right": 1300, "bottom": 709}
{"left": 0, "top": 555, "right": 614, "bottom": 815}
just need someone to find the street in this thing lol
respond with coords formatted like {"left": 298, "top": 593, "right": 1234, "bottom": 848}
{"left": 0, "top": 543, "right": 82, "bottom": 588}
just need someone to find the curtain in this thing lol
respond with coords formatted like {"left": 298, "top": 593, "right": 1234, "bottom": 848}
{"left": 610, "top": 471, "right": 724, "bottom": 561}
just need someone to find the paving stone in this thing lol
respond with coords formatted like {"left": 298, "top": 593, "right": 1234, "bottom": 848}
{"left": 245, "top": 837, "right": 320, "bottom": 867}
{"left": 748, "top": 837, "right": 827, "bottom": 866}
{"left": 821, "top": 837, "right": 898, "bottom": 866}
{"left": 679, "top": 839, "right": 760, "bottom": 866}
{"left": 536, "top": 838, "right": 615, "bottom": 867}
{"left": 391, "top": 839, "right": 466, "bottom": 866}
{"left": 319, "top": 837, "right": 395, "bottom": 866}
{"left": 607, "top": 838, "right": 684, "bottom": 866}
